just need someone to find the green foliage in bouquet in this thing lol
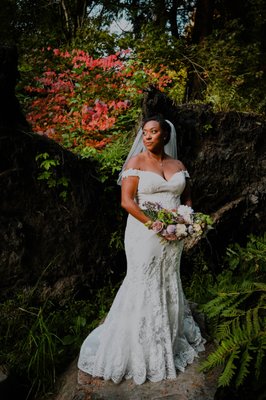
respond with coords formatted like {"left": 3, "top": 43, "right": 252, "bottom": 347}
{"left": 144, "top": 206, "right": 178, "bottom": 226}
{"left": 200, "top": 234, "right": 266, "bottom": 388}
{"left": 143, "top": 202, "right": 213, "bottom": 241}
{"left": 193, "top": 212, "right": 213, "bottom": 227}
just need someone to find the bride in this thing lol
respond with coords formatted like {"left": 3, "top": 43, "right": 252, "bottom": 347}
{"left": 77, "top": 115, "right": 205, "bottom": 385}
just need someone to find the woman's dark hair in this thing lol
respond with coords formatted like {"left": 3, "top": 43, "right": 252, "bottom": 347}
{"left": 141, "top": 115, "right": 171, "bottom": 144}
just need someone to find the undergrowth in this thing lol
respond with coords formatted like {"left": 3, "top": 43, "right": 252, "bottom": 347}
{"left": 1, "top": 234, "right": 265, "bottom": 398}
{"left": 0, "top": 278, "right": 121, "bottom": 399}
{"left": 197, "top": 234, "right": 266, "bottom": 391}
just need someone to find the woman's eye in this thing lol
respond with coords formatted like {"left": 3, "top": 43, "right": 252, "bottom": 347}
{"left": 145, "top": 130, "right": 157, "bottom": 135}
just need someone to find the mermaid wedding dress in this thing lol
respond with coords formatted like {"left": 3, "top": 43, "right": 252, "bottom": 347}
{"left": 78, "top": 168, "right": 205, "bottom": 385}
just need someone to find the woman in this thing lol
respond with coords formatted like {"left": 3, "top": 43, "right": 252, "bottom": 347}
{"left": 78, "top": 115, "right": 205, "bottom": 385}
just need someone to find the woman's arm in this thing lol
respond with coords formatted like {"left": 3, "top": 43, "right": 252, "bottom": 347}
{"left": 181, "top": 179, "right": 192, "bottom": 207}
{"left": 121, "top": 175, "right": 151, "bottom": 224}
{"left": 176, "top": 161, "right": 192, "bottom": 207}
{"left": 121, "top": 156, "right": 151, "bottom": 224}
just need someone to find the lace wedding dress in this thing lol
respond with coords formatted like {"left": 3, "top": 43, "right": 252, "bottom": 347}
{"left": 78, "top": 169, "right": 205, "bottom": 385}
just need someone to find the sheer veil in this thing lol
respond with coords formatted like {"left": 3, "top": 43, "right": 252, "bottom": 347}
{"left": 117, "top": 119, "right": 177, "bottom": 185}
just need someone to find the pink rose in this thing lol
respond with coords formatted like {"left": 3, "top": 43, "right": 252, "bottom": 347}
{"left": 152, "top": 220, "right": 164, "bottom": 233}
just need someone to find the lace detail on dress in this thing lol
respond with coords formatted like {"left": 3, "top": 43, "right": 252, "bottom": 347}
{"left": 121, "top": 168, "right": 140, "bottom": 179}
{"left": 78, "top": 166, "right": 205, "bottom": 385}
{"left": 78, "top": 242, "right": 204, "bottom": 384}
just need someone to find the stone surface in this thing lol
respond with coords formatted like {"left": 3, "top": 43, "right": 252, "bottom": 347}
{"left": 48, "top": 342, "right": 221, "bottom": 400}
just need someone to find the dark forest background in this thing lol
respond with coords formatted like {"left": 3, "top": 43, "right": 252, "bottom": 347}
{"left": 0, "top": 1, "right": 265, "bottom": 399}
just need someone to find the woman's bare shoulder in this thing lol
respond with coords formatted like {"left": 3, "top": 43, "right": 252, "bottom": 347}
{"left": 167, "top": 158, "right": 187, "bottom": 171}
{"left": 177, "top": 159, "right": 187, "bottom": 171}
{"left": 124, "top": 153, "right": 146, "bottom": 170}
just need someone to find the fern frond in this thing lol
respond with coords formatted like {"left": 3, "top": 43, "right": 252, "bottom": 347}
{"left": 202, "top": 293, "right": 242, "bottom": 318}
{"left": 201, "top": 234, "right": 266, "bottom": 387}
{"left": 238, "top": 279, "right": 256, "bottom": 292}
{"left": 246, "top": 309, "right": 252, "bottom": 337}
{"left": 220, "top": 309, "right": 245, "bottom": 318}
{"left": 204, "top": 280, "right": 258, "bottom": 315}
{"left": 255, "top": 345, "right": 265, "bottom": 380}
{"left": 220, "top": 295, "right": 250, "bottom": 317}
{"left": 200, "top": 318, "right": 263, "bottom": 371}
{"left": 235, "top": 347, "right": 253, "bottom": 387}
{"left": 231, "top": 317, "right": 243, "bottom": 340}
{"left": 254, "top": 282, "right": 266, "bottom": 292}
{"left": 251, "top": 306, "right": 260, "bottom": 334}
{"left": 200, "top": 335, "right": 241, "bottom": 371}
{"left": 218, "top": 349, "right": 240, "bottom": 387}
{"left": 258, "top": 293, "right": 266, "bottom": 306}
{"left": 216, "top": 320, "right": 234, "bottom": 340}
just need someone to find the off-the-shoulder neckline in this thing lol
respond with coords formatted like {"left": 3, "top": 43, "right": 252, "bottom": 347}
{"left": 123, "top": 168, "right": 188, "bottom": 183}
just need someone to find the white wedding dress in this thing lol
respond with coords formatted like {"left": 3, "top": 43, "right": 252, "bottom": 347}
{"left": 78, "top": 168, "right": 205, "bottom": 385}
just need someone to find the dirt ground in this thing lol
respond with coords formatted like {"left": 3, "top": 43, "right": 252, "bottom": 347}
{"left": 50, "top": 342, "right": 221, "bottom": 400}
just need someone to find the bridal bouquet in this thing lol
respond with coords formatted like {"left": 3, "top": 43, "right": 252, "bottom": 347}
{"left": 143, "top": 201, "right": 213, "bottom": 241}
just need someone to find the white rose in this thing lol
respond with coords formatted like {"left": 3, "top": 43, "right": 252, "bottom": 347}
{"left": 178, "top": 205, "right": 194, "bottom": 224}
{"left": 175, "top": 224, "right": 188, "bottom": 238}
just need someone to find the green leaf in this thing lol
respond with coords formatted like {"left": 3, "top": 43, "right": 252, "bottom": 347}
{"left": 236, "top": 347, "right": 253, "bottom": 387}
{"left": 218, "top": 349, "right": 240, "bottom": 387}
{"left": 38, "top": 171, "right": 52, "bottom": 180}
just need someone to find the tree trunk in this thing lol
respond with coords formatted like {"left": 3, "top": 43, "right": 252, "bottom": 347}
{"left": 59, "top": 0, "right": 91, "bottom": 40}
{"left": 60, "top": 0, "right": 73, "bottom": 40}
{"left": 185, "top": 0, "right": 215, "bottom": 101}
{"left": 191, "top": 0, "right": 214, "bottom": 44}
{"left": 169, "top": 0, "right": 179, "bottom": 38}
{"left": 75, "top": 0, "right": 88, "bottom": 33}
{"left": 151, "top": 0, "right": 168, "bottom": 31}
{"left": 130, "top": 0, "right": 146, "bottom": 38}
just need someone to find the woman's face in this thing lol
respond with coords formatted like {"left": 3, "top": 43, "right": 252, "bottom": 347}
{"left": 142, "top": 120, "right": 164, "bottom": 152}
